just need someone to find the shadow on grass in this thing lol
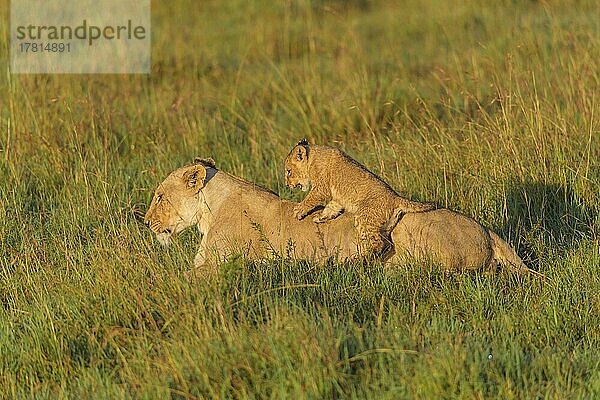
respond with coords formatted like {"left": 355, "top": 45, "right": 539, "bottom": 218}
{"left": 504, "top": 181, "right": 597, "bottom": 267}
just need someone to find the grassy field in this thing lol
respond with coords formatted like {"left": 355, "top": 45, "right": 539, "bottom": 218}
{"left": 1, "top": 0, "right": 599, "bottom": 398}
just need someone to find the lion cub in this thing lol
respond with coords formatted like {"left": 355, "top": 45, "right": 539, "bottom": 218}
{"left": 284, "top": 139, "right": 436, "bottom": 257}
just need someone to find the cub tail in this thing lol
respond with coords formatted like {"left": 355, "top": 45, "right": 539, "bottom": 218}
{"left": 489, "top": 230, "right": 547, "bottom": 279}
{"left": 382, "top": 198, "right": 436, "bottom": 235}
{"left": 394, "top": 197, "right": 437, "bottom": 214}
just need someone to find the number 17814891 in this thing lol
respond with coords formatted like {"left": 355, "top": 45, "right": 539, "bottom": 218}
{"left": 19, "top": 42, "right": 71, "bottom": 53}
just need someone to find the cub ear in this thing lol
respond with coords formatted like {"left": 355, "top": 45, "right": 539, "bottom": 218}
{"left": 295, "top": 145, "right": 308, "bottom": 161}
{"left": 295, "top": 139, "right": 309, "bottom": 161}
{"left": 182, "top": 165, "right": 207, "bottom": 191}
{"left": 193, "top": 157, "right": 216, "bottom": 168}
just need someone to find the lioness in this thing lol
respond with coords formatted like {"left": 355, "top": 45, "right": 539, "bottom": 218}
{"left": 144, "top": 159, "right": 542, "bottom": 277}
{"left": 145, "top": 158, "right": 361, "bottom": 272}
{"left": 284, "top": 139, "right": 436, "bottom": 257}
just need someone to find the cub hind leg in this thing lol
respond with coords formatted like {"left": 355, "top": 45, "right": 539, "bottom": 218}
{"left": 354, "top": 214, "right": 393, "bottom": 260}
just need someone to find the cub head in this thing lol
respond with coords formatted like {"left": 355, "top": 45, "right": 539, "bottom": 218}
{"left": 144, "top": 160, "right": 211, "bottom": 246}
{"left": 284, "top": 139, "right": 310, "bottom": 191}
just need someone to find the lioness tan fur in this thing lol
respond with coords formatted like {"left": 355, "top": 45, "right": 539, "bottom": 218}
{"left": 390, "top": 209, "right": 542, "bottom": 276}
{"left": 144, "top": 160, "right": 541, "bottom": 277}
{"left": 284, "top": 140, "right": 436, "bottom": 257}
{"left": 145, "top": 159, "right": 361, "bottom": 272}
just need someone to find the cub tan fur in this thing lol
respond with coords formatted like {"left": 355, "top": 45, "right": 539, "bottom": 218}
{"left": 284, "top": 140, "right": 436, "bottom": 257}
{"left": 144, "top": 160, "right": 542, "bottom": 278}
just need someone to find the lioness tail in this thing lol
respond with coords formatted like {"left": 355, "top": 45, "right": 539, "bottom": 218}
{"left": 489, "top": 231, "right": 547, "bottom": 279}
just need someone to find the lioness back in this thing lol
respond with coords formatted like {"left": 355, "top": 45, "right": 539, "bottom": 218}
{"left": 390, "top": 209, "right": 493, "bottom": 270}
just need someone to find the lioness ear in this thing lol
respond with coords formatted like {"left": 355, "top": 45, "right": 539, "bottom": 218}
{"left": 182, "top": 165, "right": 207, "bottom": 191}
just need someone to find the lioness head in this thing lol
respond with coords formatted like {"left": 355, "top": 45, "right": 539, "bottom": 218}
{"left": 144, "top": 160, "right": 211, "bottom": 246}
{"left": 284, "top": 139, "right": 310, "bottom": 191}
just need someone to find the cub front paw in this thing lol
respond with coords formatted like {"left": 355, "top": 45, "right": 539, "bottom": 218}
{"left": 293, "top": 206, "right": 308, "bottom": 220}
{"left": 312, "top": 213, "right": 331, "bottom": 224}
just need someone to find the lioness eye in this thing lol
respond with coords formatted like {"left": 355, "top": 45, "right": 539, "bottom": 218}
{"left": 286, "top": 169, "right": 291, "bottom": 176}
{"left": 156, "top": 194, "right": 162, "bottom": 203}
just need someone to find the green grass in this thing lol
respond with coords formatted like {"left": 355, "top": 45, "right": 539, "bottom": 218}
{"left": 1, "top": 0, "right": 599, "bottom": 398}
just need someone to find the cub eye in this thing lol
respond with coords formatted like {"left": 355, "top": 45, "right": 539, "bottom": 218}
{"left": 156, "top": 194, "right": 163, "bottom": 203}
{"left": 286, "top": 169, "right": 291, "bottom": 177}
